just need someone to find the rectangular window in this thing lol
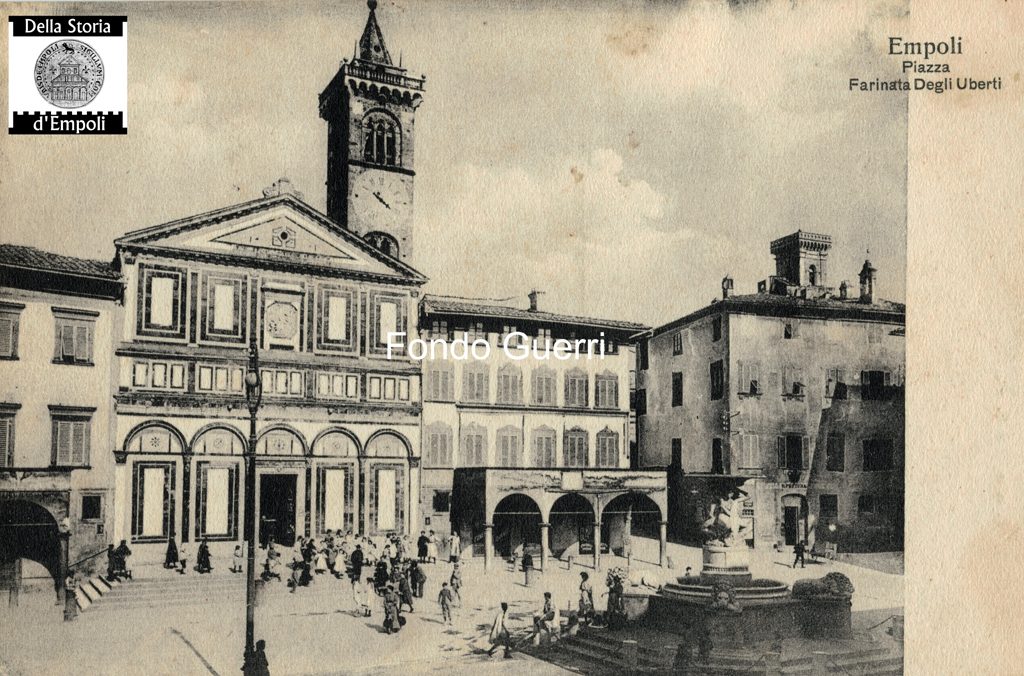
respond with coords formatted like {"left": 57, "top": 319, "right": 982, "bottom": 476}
{"left": 710, "top": 360, "right": 724, "bottom": 400}
{"left": 322, "top": 468, "right": 346, "bottom": 532}
{"left": 564, "top": 432, "right": 588, "bottom": 467}
{"left": 53, "top": 314, "right": 95, "bottom": 365}
{"left": 533, "top": 432, "right": 556, "bottom": 468}
{"left": 376, "top": 469, "right": 397, "bottom": 531}
{"left": 51, "top": 414, "right": 91, "bottom": 466}
{"left": 783, "top": 320, "right": 800, "bottom": 340}
{"left": 0, "top": 413, "right": 15, "bottom": 467}
{"left": 465, "top": 322, "right": 485, "bottom": 342}
{"left": 712, "top": 316, "right": 722, "bottom": 342}
{"left": 425, "top": 429, "right": 452, "bottom": 467}
{"left": 671, "top": 438, "right": 682, "bottom": 469}
{"left": 672, "top": 332, "right": 683, "bottom": 355}
{"left": 327, "top": 295, "right": 348, "bottom": 341}
{"left": 825, "top": 368, "right": 848, "bottom": 399}
{"left": 498, "top": 432, "right": 521, "bottom": 466}
{"left": 0, "top": 304, "right": 22, "bottom": 359}
{"left": 432, "top": 490, "right": 451, "bottom": 513}
{"left": 826, "top": 434, "right": 845, "bottom": 471}
{"left": 369, "top": 376, "right": 382, "bottom": 399}
{"left": 535, "top": 328, "right": 552, "bottom": 347}
{"left": 131, "top": 462, "right": 175, "bottom": 541}
{"left": 595, "top": 375, "right": 619, "bottom": 409}
{"left": 497, "top": 369, "right": 522, "bottom": 404}
{"left": 383, "top": 378, "right": 396, "bottom": 400}
{"left": 461, "top": 432, "right": 486, "bottom": 466}
{"left": 741, "top": 433, "right": 760, "bottom": 469}
{"left": 426, "top": 367, "right": 454, "bottom": 401}
{"left": 212, "top": 283, "right": 235, "bottom": 331}
{"left": 819, "top": 495, "right": 839, "bottom": 519}
{"left": 565, "top": 374, "right": 588, "bottom": 407}
{"left": 463, "top": 368, "right": 489, "bottom": 403}
{"left": 783, "top": 366, "right": 806, "bottom": 396}
{"left": 638, "top": 340, "right": 649, "bottom": 370}
{"left": 430, "top": 320, "right": 449, "bottom": 340}
{"left": 596, "top": 433, "right": 619, "bottom": 467}
{"left": 862, "top": 438, "right": 894, "bottom": 472}
{"left": 81, "top": 494, "right": 103, "bottom": 522}
{"left": 776, "top": 434, "right": 808, "bottom": 471}
{"left": 671, "top": 372, "right": 683, "bottom": 407}
{"left": 379, "top": 302, "right": 398, "bottom": 343}
{"left": 738, "top": 362, "right": 761, "bottom": 395}
{"left": 150, "top": 277, "right": 176, "bottom": 327}
{"left": 861, "top": 370, "right": 888, "bottom": 401}
{"left": 857, "top": 494, "right": 877, "bottom": 515}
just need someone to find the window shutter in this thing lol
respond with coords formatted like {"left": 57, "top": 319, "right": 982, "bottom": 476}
{"left": 75, "top": 325, "right": 90, "bottom": 361}
{"left": 776, "top": 436, "right": 785, "bottom": 469}
{"left": 0, "top": 317, "right": 13, "bottom": 357}
{"left": 61, "top": 325, "right": 75, "bottom": 360}
{"left": 0, "top": 419, "right": 11, "bottom": 466}
{"left": 71, "top": 421, "right": 85, "bottom": 464}
{"left": 802, "top": 436, "right": 810, "bottom": 470}
{"left": 56, "top": 420, "right": 72, "bottom": 464}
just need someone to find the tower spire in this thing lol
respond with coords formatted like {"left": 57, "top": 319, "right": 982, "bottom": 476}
{"left": 359, "top": 0, "right": 393, "bottom": 65}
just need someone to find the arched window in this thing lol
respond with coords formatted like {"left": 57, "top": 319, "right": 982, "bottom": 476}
{"left": 363, "top": 113, "right": 400, "bottom": 166}
{"left": 125, "top": 423, "right": 184, "bottom": 454}
{"left": 460, "top": 423, "right": 487, "bottom": 467}
{"left": 532, "top": 366, "right": 556, "bottom": 405}
{"left": 312, "top": 430, "right": 358, "bottom": 457}
{"left": 532, "top": 426, "right": 557, "bottom": 468}
{"left": 596, "top": 428, "right": 620, "bottom": 467}
{"left": 496, "top": 426, "right": 522, "bottom": 467}
{"left": 365, "top": 432, "right": 409, "bottom": 458}
{"left": 424, "top": 423, "right": 453, "bottom": 468}
{"left": 808, "top": 265, "right": 818, "bottom": 285}
{"left": 563, "top": 428, "right": 589, "bottom": 467}
{"left": 496, "top": 364, "right": 522, "bottom": 404}
{"left": 256, "top": 428, "right": 305, "bottom": 456}
{"left": 365, "top": 232, "right": 399, "bottom": 258}
{"left": 192, "top": 426, "right": 245, "bottom": 455}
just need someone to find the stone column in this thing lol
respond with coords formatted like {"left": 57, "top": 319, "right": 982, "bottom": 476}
{"left": 659, "top": 520, "right": 669, "bottom": 568}
{"left": 592, "top": 522, "right": 602, "bottom": 570}
{"left": 57, "top": 530, "right": 70, "bottom": 605}
{"left": 484, "top": 523, "right": 494, "bottom": 571}
{"left": 539, "top": 522, "right": 550, "bottom": 571}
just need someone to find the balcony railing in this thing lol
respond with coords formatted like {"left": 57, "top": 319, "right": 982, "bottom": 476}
{"left": 344, "top": 62, "right": 425, "bottom": 91}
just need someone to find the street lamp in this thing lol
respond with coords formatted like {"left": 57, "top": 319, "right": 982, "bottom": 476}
{"left": 242, "top": 334, "right": 262, "bottom": 675}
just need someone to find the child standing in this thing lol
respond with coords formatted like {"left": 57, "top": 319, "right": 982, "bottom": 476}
{"left": 438, "top": 581, "right": 455, "bottom": 626}
{"left": 231, "top": 544, "right": 244, "bottom": 573}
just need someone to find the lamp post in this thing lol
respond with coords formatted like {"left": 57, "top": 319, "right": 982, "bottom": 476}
{"left": 242, "top": 334, "right": 263, "bottom": 675}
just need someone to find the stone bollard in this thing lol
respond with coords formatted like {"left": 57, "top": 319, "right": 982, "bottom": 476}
{"left": 525, "top": 566, "right": 537, "bottom": 587}
{"left": 666, "top": 556, "right": 676, "bottom": 570}
{"left": 627, "top": 553, "right": 633, "bottom": 568}
{"left": 567, "top": 555, "right": 576, "bottom": 570}
{"left": 622, "top": 640, "right": 639, "bottom": 669}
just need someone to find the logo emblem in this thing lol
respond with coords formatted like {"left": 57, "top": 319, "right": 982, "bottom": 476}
{"left": 33, "top": 40, "right": 104, "bottom": 108}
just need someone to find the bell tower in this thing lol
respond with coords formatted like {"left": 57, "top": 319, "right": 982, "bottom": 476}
{"left": 319, "top": 0, "right": 425, "bottom": 263}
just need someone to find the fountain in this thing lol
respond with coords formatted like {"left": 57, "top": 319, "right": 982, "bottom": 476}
{"left": 644, "top": 490, "right": 853, "bottom": 646}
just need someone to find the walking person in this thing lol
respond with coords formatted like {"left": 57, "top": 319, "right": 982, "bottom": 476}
{"left": 411, "top": 561, "right": 427, "bottom": 598}
{"left": 178, "top": 541, "right": 189, "bottom": 575}
{"left": 349, "top": 543, "right": 365, "bottom": 585}
{"left": 383, "top": 584, "right": 402, "bottom": 634}
{"left": 578, "top": 572, "right": 594, "bottom": 624}
{"left": 487, "top": 602, "right": 513, "bottom": 658}
{"left": 417, "top": 531, "right": 428, "bottom": 563}
{"left": 426, "top": 530, "right": 439, "bottom": 564}
{"left": 164, "top": 537, "right": 179, "bottom": 570}
{"left": 438, "top": 581, "right": 455, "bottom": 626}
{"left": 197, "top": 538, "right": 212, "bottom": 574}
{"left": 353, "top": 576, "right": 372, "bottom": 617}
{"left": 449, "top": 561, "right": 463, "bottom": 605}
{"left": 793, "top": 540, "right": 807, "bottom": 569}
{"left": 449, "top": 531, "right": 461, "bottom": 564}
{"left": 399, "top": 569, "right": 415, "bottom": 613}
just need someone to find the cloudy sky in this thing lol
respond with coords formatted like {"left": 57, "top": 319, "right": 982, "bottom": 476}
{"left": 0, "top": 0, "right": 908, "bottom": 326}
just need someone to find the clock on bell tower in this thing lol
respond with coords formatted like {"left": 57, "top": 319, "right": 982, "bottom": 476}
{"left": 319, "top": 0, "right": 425, "bottom": 264}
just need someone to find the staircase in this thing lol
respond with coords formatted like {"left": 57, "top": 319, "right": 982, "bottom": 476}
{"left": 75, "top": 575, "right": 121, "bottom": 612}
{"left": 528, "top": 627, "right": 903, "bottom": 675}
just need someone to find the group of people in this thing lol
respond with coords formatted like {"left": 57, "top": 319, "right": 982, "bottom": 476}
{"left": 105, "top": 540, "right": 133, "bottom": 582}
{"left": 162, "top": 537, "right": 213, "bottom": 575}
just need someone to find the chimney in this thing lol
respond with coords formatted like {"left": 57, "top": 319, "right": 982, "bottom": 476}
{"left": 528, "top": 289, "right": 542, "bottom": 312}
{"left": 859, "top": 259, "right": 877, "bottom": 304}
{"left": 839, "top": 280, "right": 849, "bottom": 300}
{"left": 721, "top": 275, "right": 734, "bottom": 299}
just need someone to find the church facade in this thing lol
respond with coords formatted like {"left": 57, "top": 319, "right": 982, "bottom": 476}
{"left": 108, "top": 4, "right": 431, "bottom": 562}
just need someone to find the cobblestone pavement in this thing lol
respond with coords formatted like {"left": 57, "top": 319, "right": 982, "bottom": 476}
{"left": 0, "top": 537, "right": 902, "bottom": 675}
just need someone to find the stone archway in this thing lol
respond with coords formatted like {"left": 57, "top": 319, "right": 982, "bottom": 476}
{"left": 492, "top": 493, "right": 542, "bottom": 558}
{"left": 0, "top": 499, "right": 63, "bottom": 601}
{"left": 601, "top": 492, "right": 663, "bottom": 556}
{"left": 549, "top": 493, "right": 595, "bottom": 559}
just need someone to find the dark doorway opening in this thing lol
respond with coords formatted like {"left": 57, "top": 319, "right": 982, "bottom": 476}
{"left": 0, "top": 500, "right": 62, "bottom": 599}
{"left": 783, "top": 506, "right": 799, "bottom": 546}
{"left": 259, "top": 474, "right": 296, "bottom": 547}
{"left": 711, "top": 439, "right": 724, "bottom": 474}
{"left": 492, "top": 494, "right": 541, "bottom": 558}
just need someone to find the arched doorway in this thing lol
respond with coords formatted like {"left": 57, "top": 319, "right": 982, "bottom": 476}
{"left": 601, "top": 492, "right": 662, "bottom": 556}
{"left": 492, "top": 494, "right": 541, "bottom": 558}
{"left": 781, "top": 494, "right": 809, "bottom": 546}
{"left": 549, "top": 493, "right": 594, "bottom": 559}
{"left": 0, "top": 500, "right": 62, "bottom": 600}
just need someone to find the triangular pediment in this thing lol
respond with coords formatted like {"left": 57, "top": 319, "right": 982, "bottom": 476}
{"left": 115, "top": 195, "right": 425, "bottom": 283}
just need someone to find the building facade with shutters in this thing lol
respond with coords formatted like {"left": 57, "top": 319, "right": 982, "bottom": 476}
{"left": 419, "top": 294, "right": 668, "bottom": 571}
{"left": 636, "top": 231, "right": 905, "bottom": 550}
{"left": 0, "top": 245, "right": 123, "bottom": 595}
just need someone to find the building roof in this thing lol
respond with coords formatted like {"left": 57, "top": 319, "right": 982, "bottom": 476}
{"left": 0, "top": 244, "right": 118, "bottom": 280}
{"left": 651, "top": 292, "right": 905, "bottom": 338}
{"left": 421, "top": 294, "right": 649, "bottom": 334}
{"left": 358, "top": 0, "right": 392, "bottom": 65}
